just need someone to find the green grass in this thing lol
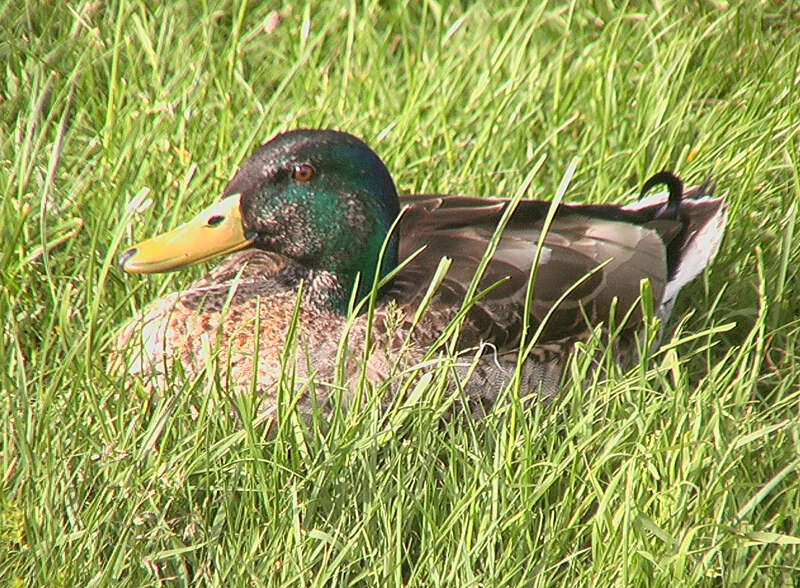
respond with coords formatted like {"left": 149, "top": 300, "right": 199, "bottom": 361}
{"left": 2, "top": 0, "right": 800, "bottom": 585}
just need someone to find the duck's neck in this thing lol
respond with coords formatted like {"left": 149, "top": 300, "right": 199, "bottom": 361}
{"left": 300, "top": 233, "right": 398, "bottom": 315}
{"left": 315, "top": 250, "right": 397, "bottom": 314}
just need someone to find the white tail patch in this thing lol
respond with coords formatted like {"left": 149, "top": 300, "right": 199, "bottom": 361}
{"left": 625, "top": 190, "right": 728, "bottom": 321}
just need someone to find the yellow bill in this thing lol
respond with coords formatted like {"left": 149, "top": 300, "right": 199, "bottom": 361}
{"left": 120, "top": 193, "right": 254, "bottom": 273}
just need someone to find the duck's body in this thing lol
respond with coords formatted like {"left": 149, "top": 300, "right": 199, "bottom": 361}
{"left": 115, "top": 129, "right": 726, "bottom": 416}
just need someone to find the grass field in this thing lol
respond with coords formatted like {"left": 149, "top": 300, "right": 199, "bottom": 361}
{"left": 2, "top": 0, "right": 800, "bottom": 585}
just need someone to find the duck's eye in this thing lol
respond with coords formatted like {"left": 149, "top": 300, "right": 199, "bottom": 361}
{"left": 293, "top": 163, "right": 315, "bottom": 182}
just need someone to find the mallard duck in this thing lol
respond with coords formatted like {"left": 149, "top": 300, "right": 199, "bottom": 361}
{"left": 114, "top": 129, "right": 726, "bottom": 416}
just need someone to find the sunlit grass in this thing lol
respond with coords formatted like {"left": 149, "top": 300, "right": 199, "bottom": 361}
{"left": 2, "top": 0, "right": 799, "bottom": 585}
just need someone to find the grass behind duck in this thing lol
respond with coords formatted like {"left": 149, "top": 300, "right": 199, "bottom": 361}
{"left": 2, "top": 0, "right": 800, "bottom": 585}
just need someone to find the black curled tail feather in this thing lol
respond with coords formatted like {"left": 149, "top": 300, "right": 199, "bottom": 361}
{"left": 641, "top": 171, "right": 684, "bottom": 220}
{"left": 640, "top": 170, "right": 689, "bottom": 280}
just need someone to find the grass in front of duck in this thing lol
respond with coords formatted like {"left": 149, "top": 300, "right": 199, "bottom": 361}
{"left": 2, "top": 0, "right": 799, "bottom": 585}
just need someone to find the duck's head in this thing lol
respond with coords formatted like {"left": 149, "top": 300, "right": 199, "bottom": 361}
{"left": 120, "top": 129, "right": 401, "bottom": 311}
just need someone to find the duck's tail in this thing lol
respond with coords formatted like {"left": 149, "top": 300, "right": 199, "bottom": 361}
{"left": 626, "top": 171, "right": 728, "bottom": 323}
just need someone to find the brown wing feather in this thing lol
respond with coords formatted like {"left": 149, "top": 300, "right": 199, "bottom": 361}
{"left": 389, "top": 195, "right": 679, "bottom": 350}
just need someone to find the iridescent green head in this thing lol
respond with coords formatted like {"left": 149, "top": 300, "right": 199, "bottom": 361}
{"left": 120, "top": 129, "right": 401, "bottom": 312}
